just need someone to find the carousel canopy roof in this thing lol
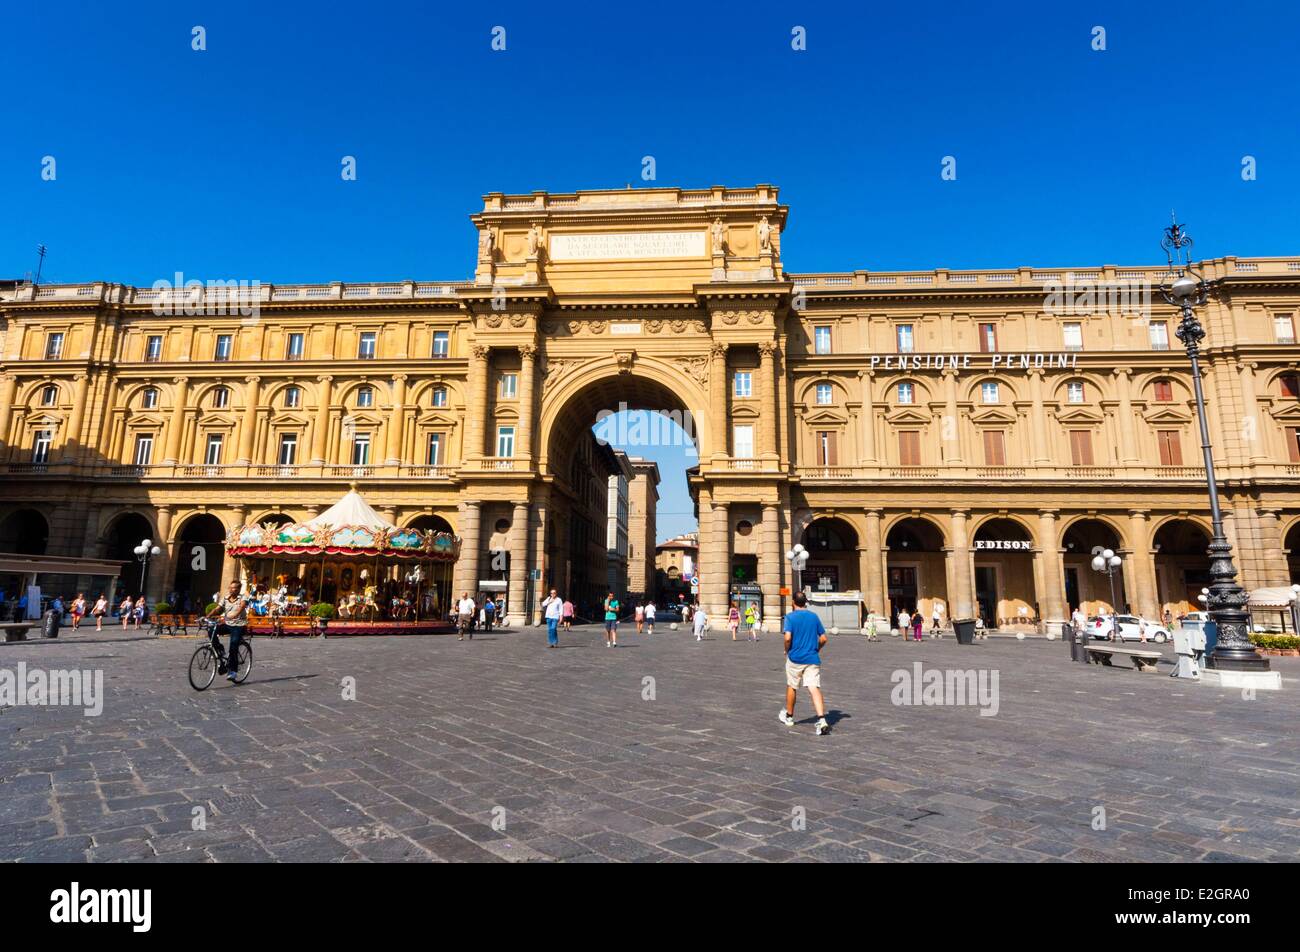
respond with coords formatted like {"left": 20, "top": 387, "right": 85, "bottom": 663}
{"left": 305, "top": 487, "right": 395, "bottom": 532}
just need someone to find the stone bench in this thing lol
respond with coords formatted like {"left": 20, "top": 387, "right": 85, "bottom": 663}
{"left": 1086, "top": 644, "right": 1162, "bottom": 672}
{"left": 0, "top": 621, "right": 35, "bottom": 642}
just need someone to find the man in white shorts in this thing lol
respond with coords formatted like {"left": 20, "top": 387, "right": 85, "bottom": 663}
{"left": 779, "top": 592, "right": 830, "bottom": 735}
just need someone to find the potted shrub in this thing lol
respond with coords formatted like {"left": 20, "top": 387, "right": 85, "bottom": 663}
{"left": 205, "top": 602, "right": 219, "bottom": 616}
{"left": 309, "top": 602, "right": 335, "bottom": 631}
{"left": 155, "top": 602, "right": 173, "bottom": 615}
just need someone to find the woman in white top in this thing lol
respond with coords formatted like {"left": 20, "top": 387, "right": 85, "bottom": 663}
{"left": 644, "top": 601, "right": 656, "bottom": 635}
{"left": 92, "top": 595, "right": 108, "bottom": 631}
{"left": 120, "top": 595, "right": 134, "bottom": 628}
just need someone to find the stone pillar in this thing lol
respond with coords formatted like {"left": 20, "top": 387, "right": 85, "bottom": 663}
{"left": 62, "top": 373, "right": 92, "bottom": 461}
{"left": 310, "top": 375, "right": 333, "bottom": 464}
{"left": 1257, "top": 508, "right": 1288, "bottom": 587}
{"left": 153, "top": 505, "right": 174, "bottom": 605}
{"left": 1037, "top": 509, "right": 1066, "bottom": 633}
{"left": 942, "top": 369, "right": 962, "bottom": 462}
{"left": 0, "top": 374, "right": 16, "bottom": 454}
{"left": 465, "top": 345, "right": 491, "bottom": 461}
{"left": 163, "top": 376, "right": 189, "bottom": 464}
{"left": 949, "top": 509, "right": 974, "bottom": 619}
{"left": 711, "top": 499, "right": 731, "bottom": 617}
{"left": 758, "top": 342, "right": 778, "bottom": 461}
{"left": 385, "top": 373, "right": 407, "bottom": 464}
{"left": 759, "top": 502, "right": 782, "bottom": 630}
{"left": 236, "top": 375, "right": 261, "bottom": 464}
{"left": 1028, "top": 369, "right": 1049, "bottom": 463}
{"left": 858, "top": 371, "right": 876, "bottom": 463}
{"left": 1115, "top": 369, "right": 1139, "bottom": 462}
{"left": 507, "top": 500, "right": 529, "bottom": 626}
{"left": 518, "top": 344, "right": 537, "bottom": 463}
{"left": 1239, "top": 361, "right": 1267, "bottom": 462}
{"left": 531, "top": 486, "right": 549, "bottom": 623}
{"left": 453, "top": 501, "right": 482, "bottom": 597}
{"left": 1127, "top": 509, "right": 1159, "bottom": 619}
{"left": 709, "top": 342, "right": 728, "bottom": 463}
{"left": 863, "top": 508, "right": 885, "bottom": 617}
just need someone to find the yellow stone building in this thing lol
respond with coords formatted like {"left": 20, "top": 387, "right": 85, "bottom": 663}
{"left": 3, "top": 184, "right": 1299, "bottom": 630}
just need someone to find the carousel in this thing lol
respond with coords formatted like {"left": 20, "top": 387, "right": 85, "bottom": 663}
{"left": 224, "top": 486, "right": 461, "bottom": 636}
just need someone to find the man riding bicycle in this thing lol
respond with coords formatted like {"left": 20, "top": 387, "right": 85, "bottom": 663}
{"left": 206, "top": 579, "right": 249, "bottom": 682}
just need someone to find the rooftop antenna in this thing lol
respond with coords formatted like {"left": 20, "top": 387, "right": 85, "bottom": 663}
{"left": 34, "top": 244, "right": 47, "bottom": 284}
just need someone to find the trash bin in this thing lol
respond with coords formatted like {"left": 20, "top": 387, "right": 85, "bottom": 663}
{"left": 952, "top": 618, "right": 976, "bottom": 645}
{"left": 42, "top": 608, "right": 61, "bottom": 639}
{"left": 1069, "top": 624, "right": 1090, "bottom": 663}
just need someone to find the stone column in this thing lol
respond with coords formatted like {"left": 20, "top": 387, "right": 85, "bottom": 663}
{"left": 1037, "top": 509, "right": 1066, "bottom": 633}
{"left": 153, "top": 505, "right": 174, "bottom": 605}
{"left": 310, "top": 375, "right": 333, "bottom": 464}
{"left": 465, "top": 345, "right": 490, "bottom": 461}
{"left": 453, "top": 501, "right": 482, "bottom": 597}
{"left": 236, "top": 375, "right": 261, "bottom": 464}
{"left": 863, "top": 508, "right": 885, "bottom": 617}
{"left": 163, "top": 376, "right": 189, "bottom": 464}
{"left": 1115, "top": 368, "right": 1139, "bottom": 463}
{"left": 385, "top": 373, "right": 407, "bottom": 464}
{"left": 711, "top": 499, "right": 731, "bottom": 617}
{"left": 1239, "top": 361, "right": 1267, "bottom": 462}
{"left": 63, "top": 373, "right": 92, "bottom": 461}
{"left": 531, "top": 486, "right": 550, "bottom": 623}
{"left": 709, "top": 342, "right": 729, "bottom": 463}
{"left": 1127, "top": 509, "right": 1159, "bottom": 618}
{"left": 1028, "top": 369, "right": 1049, "bottom": 464}
{"left": 942, "top": 369, "right": 962, "bottom": 462}
{"left": 759, "top": 502, "right": 782, "bottom": 630}
{"left": 949, "top": 509, "right": 974, "bottom": 619}
{"left": 517, "top": 344, "right": 537, "bottom": 463}
{"left": 507, "top": 500, "right": 529, "bottom": 626}
{"left": 1257, "top": 508, "right": 1288, "bottom": 586}
{"left": 0, "top": 374, "right": 16, "bottom": 454}
{"left": 858, "top": 371, "right": 876, "bottom": 463}
{"left": 758, "top": 342, "right": 778, "bottom": 461}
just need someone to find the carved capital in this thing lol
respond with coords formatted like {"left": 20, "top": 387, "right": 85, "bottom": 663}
{"left": 757, "top": 340, "right": 779, "bottom": 358}
{"left": 710, "top": 342, "right": 729, "bottom": 359}
{"left": 518, "top": 343, "right": 537, "bottom": 359}
{"left": 471, "top": 345, "right": 491, "bottom": 360}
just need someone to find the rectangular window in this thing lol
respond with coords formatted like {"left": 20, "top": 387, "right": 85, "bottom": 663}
{"left": 285, "top": 386, "right": 301, "bottom": 408}
{"left": 146, "top": 335, "right": 163, "bottom": 361}
{"left": 204, "top": 434, "right": 224, "bottom": 466}
{"left": 897, "top": 382, "right": 914, "bottom": 405}
{"left": 1287, "top": 427, "right": 1300, "bottom": 463}
{"left": 45, "top": 332, "right": 64, "bottom": 359}
{"left": 733, "top": 424, "right": 754, "bottom": 459}
{"left": 979, "top": 323, "right": 997, "bottom": 353}
{"left": 133, "top": 434, "right": 154, "bottom": 466}
{"left": 213, "top": 387, "right": 229, "bottom": 409}
{"left": 1149, "top": 321, "right": 1170, "bottom": 351}
{"left": 1062, "top": 322, "right": 1083, "bottom": 352}
{"left": 432, "top": 388, "right": 448, "bottom": 408}
{"left": 32, "top": 429, "right": 53, "bottom": 464}
{"left": 286, "top": 332, "right": 305, "bottom": 360}
{"left": 41, "top": 385, "right": 58, "bottom": 406}
{"left": 141, "top": 388, "right": 158, "bottom": 409}
{"left": 1280, "top": 374, "right": 1300, "bottom": 399}
{"left": 815, "top": 383, "right": 833, "bottom": 405}
{"left": 816, "top": 430, "right": 838, "bottom": 467}
{"left": 496, "top": 426, "right": 515, "bottom": 458}
{"left": 1157, "top": 430, "right": 1183, "bottom": 466}
{"left": 814, "top": 326, "right": 832, "bottom": 354}
{"left": 1275, "top": 314, "right": 1295, "bottom": 344}
{"left": 351, "top": 433, "right": 371, "bottom": 466}
{"left": 278, "top": 433, "right": 298, "bottom": 466}
{"left": 898, "top": 430, "right": 921, "bottom": 466}
{"left": 427, "top": 432, "right": 443, "bottom": 466}
{"left": 432, "top": 331, "right": 450, "bottom": 357}
{"left": 981, "top": 382, "right": 1000, "bottom": 404}
{"left": 733, "top": 371, "right": 752, "bottom": 398}
{"left": 357, "top": 387, "right": 374, "bottom": 408}
{"left": 1154, "top": 380, "right": 1174, "bottom": 402}
{"left": 500, "top": 373, "right": 518, "bottom": 398}
{"left": 358, "top": 332, "right": 377, "bottom": 359}
{"left": 1067, "top": 382, "right": 1085, "bottom": 404}
{"left": 214, "top": 334, "right": 232, "bottom": 361}
{"left": 983, "top": 430, "right": 1006, "bottom": 466}
{"left": 896, "top": 324, "right": 914, "bottom": 354}
{"left": 1068, "top": 430, "right": 1094, "bottom": 466}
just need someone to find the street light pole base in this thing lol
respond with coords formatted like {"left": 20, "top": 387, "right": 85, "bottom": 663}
{"left": 1207, "top": 648, "right": 1271, "bottom": 672}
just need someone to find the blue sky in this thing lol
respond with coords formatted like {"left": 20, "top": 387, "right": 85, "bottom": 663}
{"left": 3, "top": 0, "right": 1296, "bottom": 538}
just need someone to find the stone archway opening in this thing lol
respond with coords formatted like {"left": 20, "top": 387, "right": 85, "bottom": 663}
{"left": 1285, "top": 521, "right": 1300, "bottom": 584}
{"left": 1154, "top": 519, "right": 1212, "bottom": 617}
{"left": 800, "top": 517, "right": 859, "bottom": 594}
{"left": 172, "top": 514, "right": 227, "bottom": 608}
{"left": 972, "top": 518, "right": 1037, "bottom": 629}
{"left": 885, "top": 517, "right": 947, "bottom": 621}
{"left": 1062, "top": 518, "right": 1127, "bottom": 615}
{"left": 0, "top": 508, "right": 49, "bottom": 555}
{"left": 104, "top": 512, "right": 156, "bottom": 599}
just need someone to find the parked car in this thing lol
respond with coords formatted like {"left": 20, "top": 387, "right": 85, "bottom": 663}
{"left": 1089, "top": 614, "right": 1171, "bottom": 643}
{"left": 1179, "top": 610, "right": 1209, "bottom": 633}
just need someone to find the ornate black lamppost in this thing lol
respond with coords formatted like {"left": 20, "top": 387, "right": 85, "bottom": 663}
{"left": 1158, "top": 219, "right": 1268, "bottom": 671}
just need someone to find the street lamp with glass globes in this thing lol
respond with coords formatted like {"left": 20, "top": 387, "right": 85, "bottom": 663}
{"left": 1090, "top": 548, "right": 1123, "bottom": 640}
{"left": 786, "top": 543, "right": 809, "bottom": 598}
{"left": 1158, "top": 218, "right": 1268, "bottom": 670}
{"left": 132, "top": 538, "right": 161, "bottom": 593}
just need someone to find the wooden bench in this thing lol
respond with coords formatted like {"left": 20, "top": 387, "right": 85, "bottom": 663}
{"left": 1, "top": 621, "right": 35, "bottom": 642}
{"left": 1086, "top": 644, "right": 1162, "bottom": 671}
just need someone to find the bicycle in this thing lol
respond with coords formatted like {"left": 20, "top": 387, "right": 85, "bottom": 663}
{"left": 188, "top": 618, "right": 253, "bottom": 691}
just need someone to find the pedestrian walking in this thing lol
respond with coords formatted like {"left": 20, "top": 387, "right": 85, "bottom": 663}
{"left": 644, "top": 600, "right": 656, "bottom": 635}
{"left": 603, "top": 592, "right": 620, "bottom": 647}
{"left": 561, "top": 597, "right": 574, "bottom": 632}
{"left": 92, "top": 594, "right": 107, "bottom": 631}
{"left": 912, "top": 610, "right": 923, "bottom": 642}
{"left": 635, "top": 602, "right": 645, "bottom": 635}
{"left": 71, "top": 593, "right": 86, "bottom": 629}
{"left": 728, "top": 601, "right": 741, "bottom": 641}
{"left": 930, "top": 602, "right": 943, "bottom": 638}
{"left": 897, "top": 607, "right": 910, "bottom": 639}
{"left": 456, "top": 591, "right": 475, "bottom": 640}
{"left": 692, "top": 604, "right": 708, "bottom": 641}
{"left": 778, "top": 592, "right": 831, "bottom": 735}
{"left": 541, "top": 588, "right": 563, "bottom": 648}
{"left": 482, "top": 594, "right": 496, "bottom": 632}
{"left": 744, "top": 603, "right": 759, "bottom": 641}
{"left": 120, "top": 595, "right": 134, "bottom": 628}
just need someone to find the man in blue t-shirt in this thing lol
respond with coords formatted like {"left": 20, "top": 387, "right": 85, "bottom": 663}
{"left": 780, "top": 592, "right": 830, "bottom": 735}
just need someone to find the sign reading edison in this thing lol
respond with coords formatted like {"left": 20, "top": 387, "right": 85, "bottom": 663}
{"left": 549, "top": 231, "right": 707, "bottom": 261}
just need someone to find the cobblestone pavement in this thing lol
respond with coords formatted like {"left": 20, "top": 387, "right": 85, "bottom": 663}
{"left": 2, "top": 624, "right": 1297, "bottom": 862}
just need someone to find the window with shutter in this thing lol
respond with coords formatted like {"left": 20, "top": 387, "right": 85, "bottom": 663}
{"left": 816, "top": 430, "right": 838, "bottom": 466}
{"left": 898, "top": 431, "right": 921, "bottom": 466}
{"left": 1288, "top": 428, "right": 1300, "bottom": 463}
{"left": 1069, "top": 430, "right": 1094, "bottom": 466}
{"left": 983, "top": 430, "right": 1006, "bottom": 466}
{"left": 1157, "top": 430, "right": 1182, "bottom": 466}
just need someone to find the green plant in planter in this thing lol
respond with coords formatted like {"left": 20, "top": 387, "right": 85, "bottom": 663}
{"left": 1249, "top": 633, "right": 1300, "bottom": 650}
{"left": 155, "top": 602, "right": 173, "bottom": 614}
{"left": 205, "top": 602, "right": 218, "bottom": 616}
{"left": 308, "top": 603, "right": 335, "bottom": 621}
